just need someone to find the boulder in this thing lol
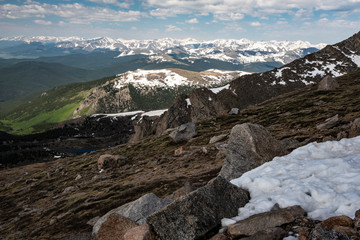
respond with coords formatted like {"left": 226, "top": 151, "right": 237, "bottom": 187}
{"left": 93, "top": 193, "right": 167, "bottom": 238}
{"left": 316, "top": 114, "right": 340, "bottom": 130}
{"left": 349, "top": 118, "right": 360, "bottom": 138}
{"left": 96, "top": 214, "right": 137, "bottom": 240}
{"left": 169, "top": 122, "right": 197, "bottom": 143}
{"left": 355, "top": 209, "right": 360, "bottom": 230}
{"left": 308, "top": 225, "right": 350, "bottom": 240}
{"left": 320, "top": 216, "right": 353, "bottom": 230}
{"left": 97, "top": 154, "right": 127, "bottom": 170}
{"left": 147, "top": 176, "right": 249, "bottom": 240}
{"left": 227, "top": 205, "right": 306, "bottom": 237}
{"left": 123, "top": 224, "right": 155, "bottom": 240}
{"left": 317, "top": 75, "right": 339, "bottom": 91}
{"left": 219, "top": 123, "right": 286, "bottom": 180}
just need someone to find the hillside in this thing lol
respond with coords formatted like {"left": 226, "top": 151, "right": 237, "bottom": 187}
{"left": 0, "top": 69, "right": 249, "bottom": 135}
{"left": 0, "top": 61, "right": 106, "bottom": 102}
{"left": 1, "top": 69, "right": 360, "bottom": 239}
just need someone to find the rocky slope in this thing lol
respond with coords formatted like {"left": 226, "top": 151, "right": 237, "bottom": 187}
{"left": 1, "top": 69, "right": 360, "bottom": 239}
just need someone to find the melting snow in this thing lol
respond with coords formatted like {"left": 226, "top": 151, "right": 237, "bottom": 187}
{"left": 223, "top": 136, "right": 360, "bottom": 226}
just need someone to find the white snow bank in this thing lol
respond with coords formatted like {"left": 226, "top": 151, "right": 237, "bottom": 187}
{"left": 210, "top": 84, "right": 230, "bottom": 94}
{"left": 142, "top": 109, "right": 167, "bottom": 117}
{"left": 224, "top": 136, "right": 360, "bottom": 226}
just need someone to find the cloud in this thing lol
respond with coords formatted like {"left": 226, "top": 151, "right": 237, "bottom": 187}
{"left": 34, "top": 19, "right": 52, "bottom": 25}
{"left": 165, "top": 25, "right": 182, "bottom": 32}
{"left": 0, "top": 1, "right": 143, "bottom": 23}
{"left": 186, "top": 18, "right": 198, "bottom": 24}
{"left": 144, "top": 0, "right": 360, "bottom": 20}
{"left": 250, "top": 21, "right": 261, "bottom": 27}
{"left": 88, "top": 0, "right": 132, "bottom": 8}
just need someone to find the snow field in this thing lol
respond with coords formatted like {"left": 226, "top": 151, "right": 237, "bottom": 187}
{"left": 222, "top": 136, "right": 360, "bottom": 226}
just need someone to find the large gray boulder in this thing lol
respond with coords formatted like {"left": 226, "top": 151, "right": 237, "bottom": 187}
{"left": 317, "top": 75, "right": 339, "bottom": 91}
{"left": 93, "top": 193, "right": 167, "bottom": 238}
{"left": 169, "top": 122, "right": 197, "bottom": 143}
{"left": 147, "top": 176, "right": 249, "bottom": 240}
{"left": 219, "top": 123, "right": 286, "bottom": 180}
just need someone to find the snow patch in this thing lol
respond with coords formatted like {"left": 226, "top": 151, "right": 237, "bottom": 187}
{"left": 210, "top": 84, "right": 230, "bottom": 94}
{"left": 224, "top": 136, "right": 360, "bottom": 226}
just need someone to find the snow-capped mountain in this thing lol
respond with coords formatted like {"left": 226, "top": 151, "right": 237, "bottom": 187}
{"left": 74, "top": 68, "right": 250, "bottom": 115}
{"left": 0, "top": 36, "right": 326, "bottom": 65}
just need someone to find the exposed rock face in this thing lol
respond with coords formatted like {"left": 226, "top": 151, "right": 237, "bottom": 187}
{"left": 93, "top": 193, "right": 167, "bottom": 238}
{"left": 97, "top": 154, "right": 127, "bottom": 170}
{"left": 316, "top": 114, "right": 340, "bottom": 130}
{"left": 169, "top": 122, "right": 197, "bottom": 143}
{"left": 147, "top": 176, "right": 249, "bottom": 240}
{"left": 96, "top": 214, "right": 137, "bottom": 240}
{"left": 318, "top": 75, "right": 340, "bottom": 91}
{"left": 219, "top": 123, "right": 286, "bottom": 180}
{"left": 189, "top": 88, "right": 228, "bottom": 122}
{"left": 227, "top": 205, "right": 306, "bottom": 237}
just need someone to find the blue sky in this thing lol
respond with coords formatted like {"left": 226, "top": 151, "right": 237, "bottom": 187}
{"left": 1, "top": 0, "right": 360, "bottom": 44}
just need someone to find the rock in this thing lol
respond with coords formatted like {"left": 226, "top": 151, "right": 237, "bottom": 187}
{"left": 337, "top": 131, "right": 348, "bottom": 140}
{"left": 241, "top": 227, "right": 288, "bottom": 240}
{"left": 174, "top": 147, "right": 184, "bottom": 156}
{"left": 75, "top": 174, "right": 82, "bottom": 181}
{"left": 123, "top": 224, "right": 155, "bottom": 240}
{"left": 93, "top": 193, "right": 167, "bottom": 238}
{"left": 308, "top": 225, "right": 350, "bottom": 240}
{"left": 316, "top": 114, "right": 340, "bottom": 130}
{"left": 219, "top": 123, "right": 286, "bottom": 180}
{"left": 355, "top": 209, "right": 360, "bottom": 230}
{"left": 147, "top": 176, "right": 249, "bottom": 240}
{"left": 317, "top": 75, "right": 339, "bottom": 91}
{"left": 333, "top": 226, "right": 360, "bottom": 239}
{"left": 320, "top": 215, "right": 353, "bottom": 230}
{"left": 62, "top": 186, "right": 76, "bottom": 194}
{"left": 209, "top": 134, "right": 228, "bottom": 144}
{"left": 97, "top": 154, "right": 127, "bottom": 170}
{"left": 96, "top": 214, "right": 137, "bottom": 240}
{"left": 349, "top": 118, "right": 360, "bottom": 138}
{"left": 227, "top": 205, "right": 306, "bottom": 237}
{"left": 228, "top": 108, "right": 239, "bottom": 115}
{"left": 169, "top": 122, "right": 197, "bottom": 143}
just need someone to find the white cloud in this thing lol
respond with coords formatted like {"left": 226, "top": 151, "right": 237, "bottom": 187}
{"left": 250, "top": 21, "right": 261, "bottom": 27}
{"left": 34, "top": 19, "right": 52, "bottom": 25}
{"left": 145, "top": 0, "right": 360, "bottom": 20}
{"left": 88, "top": 0, "right": 132, "bottom": 8}
{"left": 165, "top": 25, "right": 182, "bottom": 32}
{"left": 186, "top": 18, "right": 198, "bottom": 24}
{"left": 0, "top": 1, "right": 143, "bottom": 23}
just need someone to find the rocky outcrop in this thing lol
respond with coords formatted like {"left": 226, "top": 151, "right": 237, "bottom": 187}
{"left": 169, "top": 122, "right": 197, "bottom": 143}
{"left": 318, "top": 75, "right": 339, "bottom": 91}
{"left": 219, "top": 123, "right": 286, "bottom": 180}
{"left": 226, "top": 205, "right": 306, "bottom": 238}
{"left": 147, "top": 176, "right": 249, "bottom": 240}
{"left": 93, "top": 193, "right": 167, "bottom": 238}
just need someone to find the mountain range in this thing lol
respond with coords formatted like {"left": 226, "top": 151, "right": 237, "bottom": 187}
{"left": 0, "top": 37, "right": 326, "bottom": 102}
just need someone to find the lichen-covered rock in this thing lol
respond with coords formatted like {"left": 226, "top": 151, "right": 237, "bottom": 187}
{"left": 147, "top": 176, "right": 249, "bottom": 240}
{"left": 219, "top": 123, "right": 286, "bottom": 180}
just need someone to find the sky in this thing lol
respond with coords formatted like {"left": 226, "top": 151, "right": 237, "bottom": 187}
{"left": 1, "top": 0, "right": 360, "bottom": 44}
